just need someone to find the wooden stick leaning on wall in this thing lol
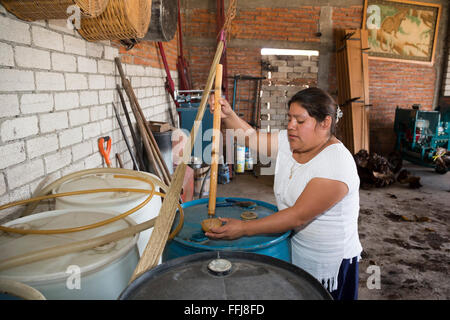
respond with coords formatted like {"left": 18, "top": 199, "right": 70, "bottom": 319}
{"left": 116, "top": 85, "right": 146, "bottom": 171}
{"left": 114, "top": 58, "right": 171, "bottom": 185}
{"left": 129, "top": 40, "right": 225, "bottom": 282}
{"left": 124, "top": 78, "right": 172, "bottom": 184}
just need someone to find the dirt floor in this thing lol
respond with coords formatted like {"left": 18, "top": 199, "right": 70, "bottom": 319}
{"left": 217, "top": 161, "right": 450, "bottom": 300}
{"left": 357, "top": 161, "right": 450, "bottom": 300}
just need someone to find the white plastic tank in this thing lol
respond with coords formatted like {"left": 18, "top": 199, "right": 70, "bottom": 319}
{"left": 0, "top": 209, "right": 139, "bottom": 300}
{"left": 52, "top": 172, "right": 162, "bottom": 256}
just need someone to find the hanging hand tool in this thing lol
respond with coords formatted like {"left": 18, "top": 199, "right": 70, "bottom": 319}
{"left": 98, "top": 136, "right": 112, "bottom": 168}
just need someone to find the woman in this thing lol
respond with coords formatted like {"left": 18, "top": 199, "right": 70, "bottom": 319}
{"left": 206, "top": 87, "right": 362, "bottom": 300}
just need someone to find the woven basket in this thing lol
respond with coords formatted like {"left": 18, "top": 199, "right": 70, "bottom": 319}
{"left": 0, "top": 0, "right": 109, "bottom": 21}
{"left": 78, "top": 0, "right": 152, "bottom": 41}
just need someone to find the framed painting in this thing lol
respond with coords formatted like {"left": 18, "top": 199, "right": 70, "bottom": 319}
{"left": 362, "top": 0, "right": 441, "bottom": 65}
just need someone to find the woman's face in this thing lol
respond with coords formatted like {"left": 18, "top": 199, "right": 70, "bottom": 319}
{"left": 287, "top": 102, "right": 328, "bottom": 153}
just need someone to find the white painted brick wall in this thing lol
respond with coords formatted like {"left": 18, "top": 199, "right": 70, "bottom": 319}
{"left": 0, "top": 42, "right": 13, "bottom": 66}
{"left": 54, "top": 92, "right": 79, "bottom": 110}
{"left": 0, "top": 94, "right": 19, "bottom": 117}
{"left": 68, "top": 108, "right": 90, "bottom": 126}
{"left": 72, "top": 141, "right": 92, "bottom": 161}
{"left": 80, "top": 91, "right": 98, "bottom": 106}
{"left": 40, "top": 112, "right": 68, "bottom": 133}
{"left": 0, "top": 5, "right": 176, "bottom": 219}
{"left": 78, "top": 56, "right": 97, "bottom": 73}
{"left": 0, "top": 69, "right": 35, "bottom": 92}
{"left": 59, "top": 127, "right": 82, "bottom": 148}
{"left": 36, "top": 71, "right": 65, "bottom": 91}
{"left": 63, "top": 35, "right": 86, "bottom": 56}
{"left": 0, "top": 174, "right": 5, "bottom": 196}
{"left": 52, "top": 52, "right": 77, "bottom": 72}
{"left": 44, "top": 148, "right": 72, "bottom": 173}
{"left": 0, "top": 15, "right": 30, "bottom": 44}
{"left": 1, "top": 116, "right": 38, "bottom": 141}
{"left": 0, "top": 142, "right": 26, "bottom": 169}
{"left": 32, "top": 26, "right": 64, "bottom": 51}
{"left": 15, "top": 46, "right": 51, "bottom": 69}
{"left": 65, "top": 73, "right": 88, "bottom": 90}
{"left": 88, "top": 74, "right": 106, "bottom": 89}
{"left": 6, "top": 158, "right": 45, "bottom": 190}
{"left": 26, "top": 134, "right": 58, "bottom": 158}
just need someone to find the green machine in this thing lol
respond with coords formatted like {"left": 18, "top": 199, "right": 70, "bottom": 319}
{"left": 394, "top": 105, "right": 450, "bottom": 167}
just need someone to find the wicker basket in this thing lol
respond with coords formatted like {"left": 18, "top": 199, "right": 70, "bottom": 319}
{"left": 0, "top": 0, "right": 109, "bottom": 21}
{"left": 78, "top": 0, "right": 152, "bottom": 41}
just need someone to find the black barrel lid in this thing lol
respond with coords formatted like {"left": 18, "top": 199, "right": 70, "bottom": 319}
{"left": 119, "top": 251, "right": 332, "bottom": 300}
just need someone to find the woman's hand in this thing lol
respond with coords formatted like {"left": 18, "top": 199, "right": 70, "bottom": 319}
{"left": 209, "top": 95, "right": 234, "bottom": 120}
{"left": 204, "top": 217, "right": 246, "bottom": 240}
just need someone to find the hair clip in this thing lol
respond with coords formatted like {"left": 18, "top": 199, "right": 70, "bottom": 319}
{"left": 336, "top": 105, "right": 343, "bottom": 123}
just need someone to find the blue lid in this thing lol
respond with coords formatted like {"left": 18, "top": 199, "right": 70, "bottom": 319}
{"left": 171, "top": 197, "right": 290, "bottom": 251}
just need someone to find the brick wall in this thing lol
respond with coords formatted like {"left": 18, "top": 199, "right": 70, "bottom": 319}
{"left": 0, "top": 5, "right": 178, "bottom": 221}
{"left": 441, "top": 15, "right": 450, "bottom": 103}
{"left": 183, "top": 1, "right": 447, "bottom": 156}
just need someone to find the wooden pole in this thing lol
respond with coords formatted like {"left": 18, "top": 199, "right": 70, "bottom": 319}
{"left": 125, "top": 78, "right": 172, "bottom": 184}
{"left": 208, "top": 64, "right": 223, "bottom": 217}
{"left": 116, "top": 85, "right": 146, "bottom": 171}
{"left": 114, "top": 58, "right": 171, "bottom": 185}
{"left": 129, "top": 41, "right": 225, "bottom": 282}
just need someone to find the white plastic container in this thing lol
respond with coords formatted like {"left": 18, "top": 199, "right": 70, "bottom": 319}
{"left": 236, "top": 146, "right": 246, "bottom": 173}
{"left": 52, "top": 172, "right": 162, "bottom": 256}
{"left": 0, "top": 209, "right": 139, "bottom": 300}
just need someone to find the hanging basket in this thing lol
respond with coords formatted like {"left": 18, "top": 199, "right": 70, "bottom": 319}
{"left": 0, "top": 0, "right": 109, "bottom": 21}
{"left": 78, "top": 0, "right": 152, "bottom": 41}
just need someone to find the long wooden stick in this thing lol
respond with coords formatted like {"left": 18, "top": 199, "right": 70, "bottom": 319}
{"left": 130, "top": 41, "right": 225, "bottom": 282}
{"left": 116, "top": 85, "right": 146, "bottom": 171}
{"left": 208, "top": 64, "right": 223, "bottom": 217}
{"left": 125, "top": 78, "right": 172, "bottom": 184}
{"left": 114, "top": 58, "right": 171, "bottom": 184}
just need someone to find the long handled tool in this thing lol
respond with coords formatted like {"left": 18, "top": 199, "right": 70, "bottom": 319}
{"left": 116, "top": 85, "right": 146, "bottom": 171}
{"left": 115, "top": 58, "right": 171, "bottom": 185}
{"left": 129, "top": 0, "right": 237, "bottom": 283}
{"left": 207, "top": 64, "right": 223, "bottom": 217}
{"left": 130, "top": 41, "right": 226, "bottom": 283}
{"left": 112, "top": 102, "right": 140, "bottom": 171}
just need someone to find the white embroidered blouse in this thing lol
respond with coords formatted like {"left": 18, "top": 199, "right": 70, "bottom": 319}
{"left": 273, "top": 130, "right": 362, "bottom": 291}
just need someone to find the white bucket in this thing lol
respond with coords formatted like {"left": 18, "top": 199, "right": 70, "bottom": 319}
{"left": 0, "top": 209, "right": 139, "bottom": 300}
{"left": 52, "top": 172, "right": 162, "bottom": 256}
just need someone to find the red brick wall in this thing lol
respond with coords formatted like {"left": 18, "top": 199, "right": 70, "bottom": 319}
{"left": 231, "top": 7, "right": 321, "bottom": 42}
{"left": 115, "top": 36, "right": 178, "bottom": 71}
{"left": 369, "top": 60, "right": 436, "bottom": 153}
{"left": 182, "top": 3, "right": 441, "bottom": 155}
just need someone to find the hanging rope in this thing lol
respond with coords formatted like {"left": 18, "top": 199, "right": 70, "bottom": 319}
{"left": 218, "top": 0, "right": 237, "bottom": 41}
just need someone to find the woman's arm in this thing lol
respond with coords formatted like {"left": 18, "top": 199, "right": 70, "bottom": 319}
{"left": 205, "top": 177, "right": 349, "bottom": 240}
{"left": 210, "top": 95, "right": 278, "bottom": 158}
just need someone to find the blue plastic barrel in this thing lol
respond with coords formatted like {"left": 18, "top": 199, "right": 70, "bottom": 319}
{"left": 163, "top": 197, "right": 291, "bottom": 262}
{"left": 176, "top": 102, "right": 213, "bottom": 159}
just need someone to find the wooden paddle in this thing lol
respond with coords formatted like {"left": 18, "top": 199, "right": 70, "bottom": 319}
{"left": 207, "top": 64, "right": 223, "bottom": 217}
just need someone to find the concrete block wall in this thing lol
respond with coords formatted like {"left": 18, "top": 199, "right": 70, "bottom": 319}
{"left": 0, "top": 5, "right": 178, "bottom": 222}
{"left": 260, "top": 54, "right": 318, "bottom": 131}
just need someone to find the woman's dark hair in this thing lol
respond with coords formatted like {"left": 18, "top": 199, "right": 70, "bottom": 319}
{"left": 287, "top": 87, "right": 338, "bottom": 135}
